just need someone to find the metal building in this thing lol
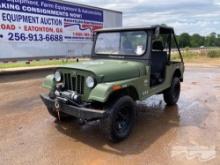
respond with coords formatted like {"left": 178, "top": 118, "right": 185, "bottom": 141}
{"left": 0, "top": 0, "right": 122, "bottom": 61}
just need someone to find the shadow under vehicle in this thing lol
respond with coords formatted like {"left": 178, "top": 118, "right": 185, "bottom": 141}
{"left": 40, "top": 25, "right": 184, "bottom": 142}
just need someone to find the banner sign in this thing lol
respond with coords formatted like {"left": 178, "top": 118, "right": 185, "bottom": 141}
{"left": 0, "top": 0, "right": 104, "bottom": 42}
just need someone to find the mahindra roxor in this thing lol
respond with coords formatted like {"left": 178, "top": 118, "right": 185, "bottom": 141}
{"left": 40, "top": 25, "right": 184, "bottom": 142}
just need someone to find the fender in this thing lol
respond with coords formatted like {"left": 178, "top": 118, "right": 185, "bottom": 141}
{"left": 88, "top": 77, "right": 144, "bottom": 103}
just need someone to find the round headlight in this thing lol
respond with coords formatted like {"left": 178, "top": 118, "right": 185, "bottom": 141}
{"left": 54, "top": 71, "right": 62, "bottom": 82}
{"left": 86, "top": 76, "right": 95, "bottom": 88}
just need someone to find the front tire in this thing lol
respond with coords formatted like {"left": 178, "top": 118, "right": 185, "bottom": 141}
{"left": 101, "top": 96, "right": 136, "bottom": 142}
{"left": 163, "top": 77, "right": 181, "bottom": 105}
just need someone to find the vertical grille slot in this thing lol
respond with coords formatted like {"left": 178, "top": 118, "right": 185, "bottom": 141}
{"left": 72, "top": 77, "right": 76, "bottom": 91}
{"left": 77, "top": 75, "right": 81, "bottom": 94}
{"left": 64, "top": 73, "right": 71, "bottom": 90}
{"left": 81, "top": 76, "right": 85, "bottom": 94}
{"left": 63, "top": 73, "right": 85, "bottom": 94}
{"left": 68, "top": 74, "right": 71, "bottom": 90}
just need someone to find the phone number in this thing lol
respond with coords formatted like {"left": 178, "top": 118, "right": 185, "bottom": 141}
{"left": 8, "top": 33, "right": 63, "bottom": 42}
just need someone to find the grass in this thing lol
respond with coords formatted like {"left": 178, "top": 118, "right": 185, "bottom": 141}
{"left": 0, "top": 59, "right": 78, "bottom": 69}
{"left": 207, "top": 50, "right": 220, "bottom": 58}
{"left": 1, "top": 48, "right": 220, "bottom": 69}
{"left": 171, "top": 47, "right": 220, "bottom": 64}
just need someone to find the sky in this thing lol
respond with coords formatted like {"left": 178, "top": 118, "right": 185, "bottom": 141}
{"left": 65, "top": 0, "right": 220, "bottom": 35}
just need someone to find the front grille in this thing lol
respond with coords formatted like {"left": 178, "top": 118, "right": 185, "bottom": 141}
{"left": 63, "top": 73, "right": 85, "bottom": 94}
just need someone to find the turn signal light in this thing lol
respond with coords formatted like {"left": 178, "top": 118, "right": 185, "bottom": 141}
{"left": 112, "top": 85, "right": 122, "bottom": 91}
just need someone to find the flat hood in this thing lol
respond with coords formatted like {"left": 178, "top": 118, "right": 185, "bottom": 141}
{"left": 61, "top": 59, "right": 146, "bottom": 82}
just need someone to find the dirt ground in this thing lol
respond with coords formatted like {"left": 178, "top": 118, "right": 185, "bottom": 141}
{"left": 0, "top": 66, "right": 220, "bottom": 165}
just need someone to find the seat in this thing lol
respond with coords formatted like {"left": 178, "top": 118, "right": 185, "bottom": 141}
{"left": 150, "top": 41, "right": 167, "bottom": 86}
{"left": 121, "top": 39, "right": 133, "bottom": 54}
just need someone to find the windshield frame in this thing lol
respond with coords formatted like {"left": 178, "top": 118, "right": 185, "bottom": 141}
{"left": 93, "top": 30, "right": 148, "bottom": 58}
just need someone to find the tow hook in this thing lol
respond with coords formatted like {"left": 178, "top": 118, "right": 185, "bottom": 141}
{"left": 54, "top": 99, "right": 61, "bottom": 121}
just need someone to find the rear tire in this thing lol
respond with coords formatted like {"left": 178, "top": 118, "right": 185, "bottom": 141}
{"left": 163, "top": 77, "right": 181, "bottom": 105}
{"left": 101, "top": 96, "right": 136, "bottom": 142}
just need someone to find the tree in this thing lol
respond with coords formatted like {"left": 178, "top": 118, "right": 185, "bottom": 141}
{"left": 190, "top": 34, "right": 204, "bottom": 47}
{"left": 178, "top": 33, "right": 191, "bottom": 48}
{"left": 205, "top": 32, "right": 217, "bottom": 47}
{"left": 216, "top": 34, "right": 220, "bottom": 47}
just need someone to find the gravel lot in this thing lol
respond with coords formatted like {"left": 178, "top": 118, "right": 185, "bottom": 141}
{"left": 0, "top": 66, "right": 220, "bottom": 165}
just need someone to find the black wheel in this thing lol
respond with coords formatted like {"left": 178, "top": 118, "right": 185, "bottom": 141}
{"left": 163, "top": 77, "right": 181, "bottom": 105}
{"left": 101, "top": 96, "right": 136, "bottom": 142}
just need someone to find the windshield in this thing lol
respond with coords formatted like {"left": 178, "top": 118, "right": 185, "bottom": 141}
{"left": 95, "top": 31, "right": 147, "bottom": 56}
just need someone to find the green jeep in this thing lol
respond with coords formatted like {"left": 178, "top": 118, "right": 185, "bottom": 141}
{"left": 40, "top": 25, "right": 184, "bottom": 142}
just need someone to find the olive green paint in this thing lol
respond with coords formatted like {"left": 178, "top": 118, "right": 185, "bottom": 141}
{"left": 42, "top": 59, "right": 184, "bottom": 103}
{"left": 42, "top": 26, "right": 184, "bottom": 104}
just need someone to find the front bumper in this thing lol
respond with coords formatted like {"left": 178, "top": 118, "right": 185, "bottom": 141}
{"left": 40, "top": 94, "right": 106, "bottom": 120}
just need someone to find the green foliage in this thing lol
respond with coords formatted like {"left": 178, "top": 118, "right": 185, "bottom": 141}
{"left": 177, "top": 32, "right": 220, "bottom": 48}
{"left": 178, "top": 33, "right": 191, "bottom": 48}
{"left": 190, "top": 34, "right": 205, "bottom": 47}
